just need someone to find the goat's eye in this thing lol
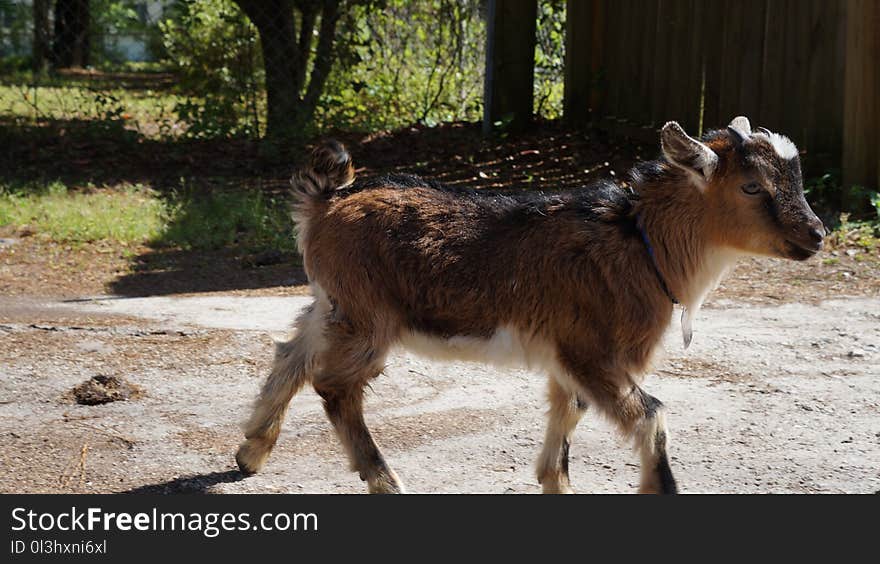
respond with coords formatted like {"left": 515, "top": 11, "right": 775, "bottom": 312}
{"left": 741, "top": 182, "right": 762, "bottom": 195}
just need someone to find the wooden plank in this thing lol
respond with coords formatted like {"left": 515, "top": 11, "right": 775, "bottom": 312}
{"left": 741, "top": 0, "right": 768, "bottom": 122}
{"left": 843, "top": 0, "right": 880, "bottom": 193}
{"left": 650, "top": 0, "right": 671, "bottom": 126}
{"left": 604, "top": 0, "right": 624, "bottom": 119}
{"left": 635, "top": 0, "right": 659, "bottom": 126}
{"left": 801, "top": 0, "right": 845, "bottom": 172}
{"left": 563, "top": 0, "right": 603, "bottom": 126}
{"left": 663, "top": 0, "right": 700, "bottom": 131}
{"left": 717, "top": 0, "right": 742, "bottom": 123}
{"left": 700, "top": 1, "right": 723, "bottom": 130}
{"left": 775, "top": 0, "right": 808, "bottom": 145}
{"left": 758, "top": 0, "right": 788, "bottom": 132}
{"left": 483, "top": 0, "right": 538, "bottom": 132}
{"left": 618, "top": 0, "right": 642, "bottom": 123}
{"left": 719, "top": 0, "right": 767, "bottom": 124}
{"left": 680, "top": 0, "right": 704, "bottom": 133}
{"left": 564, "top": 0, "right": 590, "bottom": 126}
{"left": 662, "top": 0, "right": 686, "bottom": 125}
{"left": 587, "top": 0, "right": 607, "bottom": 118}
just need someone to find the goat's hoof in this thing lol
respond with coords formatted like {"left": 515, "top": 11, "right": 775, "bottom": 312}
{"left": 367, "top": 471, "right": 405, "bottom": 494}
{"left": 368, "top": 482, "right": 405, "bottom": 494}
{"left": 538, "top": 472, "right": 574, "bottom": 494}
{"left": 235, "top": 438, "right": 271, "bottom": 476}
{"left": 542, "top": 484, "right": 575, "bottom": 494}
{"left": 540, "top": 478, "right": 575, "bottom": 494}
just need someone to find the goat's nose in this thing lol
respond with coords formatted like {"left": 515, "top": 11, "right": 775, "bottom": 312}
{"left": 807, "top": 225, "right": 825, "bottom": 245}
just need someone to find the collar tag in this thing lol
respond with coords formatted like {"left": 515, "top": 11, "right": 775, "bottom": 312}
{"left": 681, "top": 307, "right": 693, "bottom": 349}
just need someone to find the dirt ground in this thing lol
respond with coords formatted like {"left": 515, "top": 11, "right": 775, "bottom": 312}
{"left": 1, "top": 277, "right": 878, "bottom": 494}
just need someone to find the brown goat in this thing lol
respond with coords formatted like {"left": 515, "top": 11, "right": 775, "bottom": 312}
{"left": 235, "top": 117, "right": 824, "bottom": 493}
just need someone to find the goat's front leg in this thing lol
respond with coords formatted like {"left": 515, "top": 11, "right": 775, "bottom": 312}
{"left": 536, "top": 378, "right": 588, "bottom": 494}
{"left": 560, "top": 355, "right": 678, "bottom": 494}
{"left": 632, "top": 391, "right": 677, "bottom": 494}
{"left": 585, "top": 378, "right": 678, "bottom": 494}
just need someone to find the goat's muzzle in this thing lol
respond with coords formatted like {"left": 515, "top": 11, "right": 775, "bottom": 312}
{"left": 783, "top": 216, "right": 825, "bottom": 260}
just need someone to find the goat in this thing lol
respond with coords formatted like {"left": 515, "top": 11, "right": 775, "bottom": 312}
{"left": 235, "top": 116, "right": 825, "bottom": 493}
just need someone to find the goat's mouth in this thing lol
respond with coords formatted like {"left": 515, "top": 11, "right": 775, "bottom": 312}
{"left": 782, "top": 239, "right": 820, "bottom": 261}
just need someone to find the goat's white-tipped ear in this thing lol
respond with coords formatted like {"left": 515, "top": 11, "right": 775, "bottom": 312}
{"left": 661, "top": 121, "right": 718, "bottom": 185}
{"left": 729, "top": 116, "right": 752, "bottom": 135}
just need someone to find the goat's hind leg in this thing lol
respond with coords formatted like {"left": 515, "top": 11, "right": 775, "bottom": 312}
{"left": 236, "top": 302, "right": 327, "bottom": 475}
{"left": 316, "top": 383, "right": 403, "bottom": 493}
{"left": 537, "top": 377, "right": 588, "bottom": 494}
{"left": 313, "top": 323, "right": 403, "bottom": 494}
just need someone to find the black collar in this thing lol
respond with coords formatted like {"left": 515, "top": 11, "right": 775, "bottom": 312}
{"left": 635, "top": 215, "right": 678, "bottom": 304}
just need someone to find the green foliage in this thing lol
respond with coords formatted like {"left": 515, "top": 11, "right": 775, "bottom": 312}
{"left": 317, "top": 0, "right": 485, "bottom": 131}
{"left": 159, "top": 0, "right": 262, "bottom": 138}
{"left": 0, "top": 182, "right": 167, "bottom": 244}
{"left": 805, "top": 171, "right": 880, "bottom": 224}
{"left": 0, "top": 181, "right": 296, "bottom": 252}
{"left": 534, "top": 0, "right": 565, "bottom": 119}
{"left": 0, "top": 80, "right": 179, "bottom": 141}
{"left": 804, "top": 171, "right": 842, "bottom": 217}
{"left": 320, "top": 0, "right": 564, "bottom": 129}
{"left": 90, "top": 0, "right": 165, "bottom": 64}
{"left": 805, "top": 171, "right": 879, "bottom": 254}
{"left": 150, "top": 0, "right": 563, "bottom": 134}
{"left": 4, "top": 0, "right": 564, "bottom": 136}
{"left": 0, "top": 0, "right": 31, "bottom": 58}
{"left": 829, "top": 214, "right": 879, "bottom": 253}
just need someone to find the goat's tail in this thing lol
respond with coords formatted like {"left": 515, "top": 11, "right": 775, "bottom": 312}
{"left": 290, "top": 140, "right": 355, "bottom": 202}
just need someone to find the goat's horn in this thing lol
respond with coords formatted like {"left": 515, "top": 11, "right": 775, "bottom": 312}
{"left": 727, "top": 125, "right": 748, "bottom": 146}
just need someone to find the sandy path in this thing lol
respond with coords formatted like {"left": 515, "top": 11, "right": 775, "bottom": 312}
{"left": 1, "top": 295, "right": 877, "bottom": 493}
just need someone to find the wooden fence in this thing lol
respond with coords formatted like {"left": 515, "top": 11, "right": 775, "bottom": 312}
{"left": 563, "top": 0, "right": 879, "bottom": 191}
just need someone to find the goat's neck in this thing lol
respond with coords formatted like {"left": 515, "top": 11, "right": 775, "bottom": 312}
{"left": 636, "top": 184, "right": 739, "bottom": 313}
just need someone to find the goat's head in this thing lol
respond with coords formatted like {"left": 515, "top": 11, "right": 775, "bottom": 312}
{"left": 660, "top": 116, "right": 825, "bottom": 261}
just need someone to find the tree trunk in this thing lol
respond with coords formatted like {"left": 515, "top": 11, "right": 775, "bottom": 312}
{"left": 234, "top": 0, "right": 344, "bottom": 140}
{"left": 52, "top": 0, "right": 91, "bottom": 68}
{"left": 32, "top": 0, "right": 52, "bottom": 74}
{"left": 483, "top": 0, "right": 537, "bottom": 133}
{"left": 235, "top": 0, "right": 301, "bottom": 140}
{"left": 301, "top": 1, "right": 341, "bottom": 119}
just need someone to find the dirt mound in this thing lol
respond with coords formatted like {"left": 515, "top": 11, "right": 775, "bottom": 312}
{"left": 72, "top": 375, "right": 142, "bottom": 405}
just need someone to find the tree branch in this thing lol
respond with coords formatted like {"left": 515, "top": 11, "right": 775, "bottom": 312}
{"left": 302, "top": 0, "right": 342, "bottom": 112}
{"left": 294, "top": 0, "right": 318, "bottom": 95}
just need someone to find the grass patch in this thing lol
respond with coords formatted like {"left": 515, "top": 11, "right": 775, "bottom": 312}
{"left": 158, "top": 190, "right": 296, "bottom": 252}
{"left": 0, "top": 182, "right": 166, "bottom": 244}
{"left": 0, "top": 81, "right": 185, "bottom": 139}
{"left": 0, "top": 181, "right": 296, "bottom": 252}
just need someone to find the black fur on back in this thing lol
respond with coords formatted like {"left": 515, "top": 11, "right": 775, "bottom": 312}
{"left": 336, "top": 172, "right": 639, "bottom": 225}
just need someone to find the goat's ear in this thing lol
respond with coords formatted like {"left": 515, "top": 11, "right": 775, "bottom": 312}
{"left": 729, "top": 116, "right": 752, "bottom": 135}
{"left": 661, "top": 121, "right": 718, "bottom": 186}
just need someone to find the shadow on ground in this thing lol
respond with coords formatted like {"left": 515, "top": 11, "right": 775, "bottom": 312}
{"left": 121, "top": 470, "right": 245, "bottom": 494}
{"left": 108, "top": 248, "right": 308, "bottom": 296}
{"left": 0, "top": 117, "right": 295, "bottom": 192}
